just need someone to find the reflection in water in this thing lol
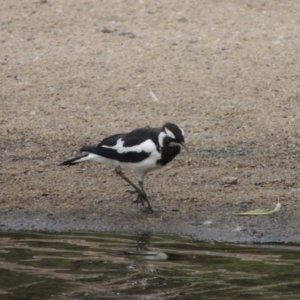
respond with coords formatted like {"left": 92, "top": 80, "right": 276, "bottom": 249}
{"left": 0, "top": 232, "right": 300, "bottom": 299}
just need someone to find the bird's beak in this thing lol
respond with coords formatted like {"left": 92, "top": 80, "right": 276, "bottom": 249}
{"left": 180, "top": 142, "right": 189, "bottom": 154}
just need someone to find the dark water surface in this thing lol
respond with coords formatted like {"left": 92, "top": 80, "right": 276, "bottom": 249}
{"left": 0, "top": 232, "right": 300, "bottom": 300}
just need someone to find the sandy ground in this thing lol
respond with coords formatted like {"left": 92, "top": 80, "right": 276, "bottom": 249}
{"left": 1, "top": 0, "right": 300, "bottom": 243}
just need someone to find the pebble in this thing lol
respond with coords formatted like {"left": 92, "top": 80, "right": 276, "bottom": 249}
{"left": 220, "top": 176, "right": 238, "bottom": 184}
{"left": 203, "top": 220, "right": 213, "bottom": 226}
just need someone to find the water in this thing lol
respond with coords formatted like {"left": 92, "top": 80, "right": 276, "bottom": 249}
{"left": 0, "top": 232, "right": 300, "bottom": 300}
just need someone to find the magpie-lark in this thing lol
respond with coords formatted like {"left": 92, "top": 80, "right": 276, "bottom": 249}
{"left": 60, "top": 122, "right": 187, "bottom": 212}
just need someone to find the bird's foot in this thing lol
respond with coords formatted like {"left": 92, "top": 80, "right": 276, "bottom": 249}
{"left": 142, "top": 205, "right": 155, "bottom": 214}
{"left": 125, "top": 190, "right": 154, "bottom": 213}
{"left": 125, "top": 189, "right": 146, "bottom": 207}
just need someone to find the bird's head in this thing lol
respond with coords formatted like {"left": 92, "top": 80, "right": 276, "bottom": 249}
{"left": 159, "top": 123, "right": 188, "bottom": 152}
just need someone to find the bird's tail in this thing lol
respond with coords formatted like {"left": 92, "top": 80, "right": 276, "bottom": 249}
{"left": 80, "top": 145, "right": 97, "bottom": 153}
{"left": 60, "top": 145, "right": 107, "bottom": 166}
{"left": 59, "top": 154, "right": 92, "bottom": 166}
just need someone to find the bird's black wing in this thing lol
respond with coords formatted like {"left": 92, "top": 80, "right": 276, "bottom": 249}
{"left": 97, "top": 133, "right": 125, "bottom": 147}
{"left": 80, "top": 129, "right": 158, "bottom": 163}
{"left": 122, "top": 127, "right": 160, "bottom": 147}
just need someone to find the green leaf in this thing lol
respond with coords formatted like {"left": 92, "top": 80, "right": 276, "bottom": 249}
{"left": 233, "top": 202, "right": 281, "bottom": 216}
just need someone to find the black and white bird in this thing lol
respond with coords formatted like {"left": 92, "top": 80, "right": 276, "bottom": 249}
{"left": 60, "top": 122, "right": 187, "bottom": 212}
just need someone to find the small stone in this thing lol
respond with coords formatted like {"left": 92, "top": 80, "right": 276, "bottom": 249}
{"left": 178, "top": 17, "right": 188, "bottom": 23}
{"left": 220, "top": 176, "right": 238, "bottom": 184}
{"left": 234, "top": 123, "right": 242, "bottom": 129}
{"left": 203, "top": 220, "right": 213, "bottom": 226}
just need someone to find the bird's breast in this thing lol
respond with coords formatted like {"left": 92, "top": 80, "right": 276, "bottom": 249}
{"left": 157, "top": 145, "right": 181, "bottom": 166}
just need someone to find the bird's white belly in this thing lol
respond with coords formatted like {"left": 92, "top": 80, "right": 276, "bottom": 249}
{"left": 89, "top": 148, "right": 162, "bottom": 174}
{"left": 120, "top": 150, "right": 162, "bottom": 174}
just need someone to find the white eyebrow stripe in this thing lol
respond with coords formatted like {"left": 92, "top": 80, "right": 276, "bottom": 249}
{"left": 180, "top": 127, "right": 185, "bottom": 136}
{"left": 165, "top": 127, "right": 175, "bottom": 139}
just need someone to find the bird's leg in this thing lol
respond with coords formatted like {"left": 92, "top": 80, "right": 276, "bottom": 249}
{"left": 138, "top": 180, "right": 154, "bottom": 213}
{"left": 115, "top": 167, "right": 145, "bottom": 206}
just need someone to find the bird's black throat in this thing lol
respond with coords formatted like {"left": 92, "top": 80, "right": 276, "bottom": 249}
{"left": 157, "top": 144, "right": 181, "bottom": 166}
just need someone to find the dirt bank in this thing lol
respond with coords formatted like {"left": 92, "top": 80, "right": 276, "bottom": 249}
{"left": 1, "top": 0, "right": 300, "bottom": 243}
